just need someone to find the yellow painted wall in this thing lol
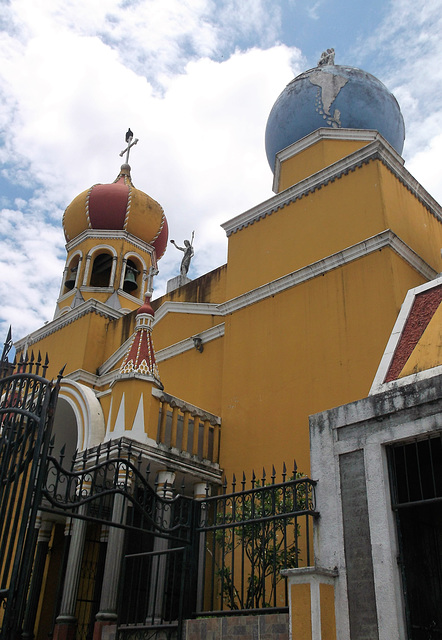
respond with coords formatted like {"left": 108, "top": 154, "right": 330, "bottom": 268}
{"left": 379, "top": 164, "right": 442, "bottom": 272}
{"left": 226, "top": 160, "right": 442, "bottom": 301}
{"left": 400, "top": 302, "right": 442, "bottom": 378}
{"left": 149, "top": 249, "right": 425, "bottom": 479}
{"left": 157, "top": 335, "right": 224, "bottom": 417}
{"left": 152, "top": 265, "right": 228, "bottom": 307}
{"left": 226, "top": 161, "right": 387, "bottom": 299}
{"left": 290, "top": 583, "right": 312, "bottom": 640}
{"left": 225, "top": 250, "right": 421, "bottom": 476}
{"left": 278, "top": 138, "right": 371, "bottom": 191}
{"left": 320, "top": 583, "right": 337, "bottom": 640}
{"left": 153, "top": 313, "right": 224, "bottom": 352}
{"left": 18, "top": 312, "right": 111, "bottom": 381}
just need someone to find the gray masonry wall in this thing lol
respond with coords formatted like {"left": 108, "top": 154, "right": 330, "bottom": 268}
{"left": 310, "top": 371, "right": 442, "bottom": 640}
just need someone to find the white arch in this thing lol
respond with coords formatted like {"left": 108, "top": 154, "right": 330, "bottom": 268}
{"left": 83, "top": 244, "right": 118, "bottom": 287}
{"left": 57, "top": 379, "right": 105, "bottom": 451}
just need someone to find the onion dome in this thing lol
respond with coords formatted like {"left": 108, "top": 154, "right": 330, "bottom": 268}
{"left": 265, "top": 59, "right": 405, "bottom": 171}
{"left": 119, "top": 296, "right": 161, "bottom": 383}
{"left": 63, "top": 164, "right": 168, "bottom": 259}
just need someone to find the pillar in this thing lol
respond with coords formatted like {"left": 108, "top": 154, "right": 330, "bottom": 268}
{"left": 93, "top": 469, "right": 130, "bottom": 640}
{"left": 21, "top": 515, "right": 53, "bottom": 639}
{"left": 53, "top": 481, "right": 91, "bottom": 640}
{"left": 147, "top": 470, "right": 176, "bottom": 624}
{"left": 281, "top": 567, "right": 338, "bottom": 640}
{"left": 194, "top": 482, "right": 210, "bottom": 613}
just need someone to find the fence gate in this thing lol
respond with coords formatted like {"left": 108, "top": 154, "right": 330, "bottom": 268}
{"left": 0, "top": 355, "right": 62, "bottom": 640}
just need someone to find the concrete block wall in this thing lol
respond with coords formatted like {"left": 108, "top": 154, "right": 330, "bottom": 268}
{"left": 184, "top": 613, "right": 289, "bottom": 640}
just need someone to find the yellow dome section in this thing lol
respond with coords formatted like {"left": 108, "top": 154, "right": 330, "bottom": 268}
{"left": 127, "top": 186, "right": 165, "bottom": 243}
{"left": 63, "top": 187, "right": 92, "bottom": 242}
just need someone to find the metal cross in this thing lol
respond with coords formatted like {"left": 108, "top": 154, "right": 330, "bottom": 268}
{"left": 120, "top": 129, "right": 139, "bottom": 163}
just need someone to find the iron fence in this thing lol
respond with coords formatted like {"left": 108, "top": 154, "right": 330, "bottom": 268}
{"left": 195, "top": 463, "right": 318, "bottom": 616}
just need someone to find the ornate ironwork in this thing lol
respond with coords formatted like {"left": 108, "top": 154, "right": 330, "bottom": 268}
{"left": 0, "top": 355, "right": 62, "bottom": 640}
{"left": 195, "top": 463, "right": 318, "bottom": 615}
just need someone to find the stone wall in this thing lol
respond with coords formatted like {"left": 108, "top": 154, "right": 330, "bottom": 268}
{"left": 184, "top": 613, "right": 289, "bottom": 640}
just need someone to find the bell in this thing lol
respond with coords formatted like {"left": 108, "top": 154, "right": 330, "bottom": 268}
{"left": 123, "top": 267, "right": 138, "bottom": 291}
{"left": 65, "top": 266, "right": 77, "bottom": 290}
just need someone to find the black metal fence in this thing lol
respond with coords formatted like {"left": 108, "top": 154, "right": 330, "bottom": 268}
{"left": 195, "top": 464, "right": 318, "bottom": 616}
{"left": 0, "top": 352, "right": 62, "bottom": 640}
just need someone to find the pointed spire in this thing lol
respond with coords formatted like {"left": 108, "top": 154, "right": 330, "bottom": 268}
{"left": 119, "top": 294, "right": 161, "bottom": 384}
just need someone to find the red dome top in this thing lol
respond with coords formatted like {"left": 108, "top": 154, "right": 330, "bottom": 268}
{"left": 63, "top": 165, "right": 168, "bottom": 259}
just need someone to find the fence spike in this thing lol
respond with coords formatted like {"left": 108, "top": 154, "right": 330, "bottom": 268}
{"left": 282, "top": 461, "right": 287, "bottom": 482}
{"left": 272, "top": 465, "right": 276, "bottom": 484}
{"left": 262, "top": 467, "right": 266, "bottom": 484}
{"left": 252, "top": 470, "right": 256, "bottom": 488}
{"left": 43, "top": 354, "right": 49, "bottom": 377}
{"left": 293, "top": 459, "right": 298, "bottom": 477}
{"left": 223, "top": 476, "right": 228, "bottom": 494}
{"left": 232, "top": 473, "right": 236, "bottom": 492}
{"left": 35, "top": 351, "right": 41, "bottom": 374}
{"left": 145, "top": 462, "right": 151, "bottom": 482}
{"left": 59, "top": 443, "right": 66, "bottom": 464}
{"left": 242, "top": 471, "right": 246, "bottom": 490}
{"left": 181, "top": 477, "right": 186, "bottom": 493}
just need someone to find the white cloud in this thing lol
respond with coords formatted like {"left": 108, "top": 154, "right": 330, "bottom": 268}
{"left": 0, "top": 0, "right": 299, "bottom": 340}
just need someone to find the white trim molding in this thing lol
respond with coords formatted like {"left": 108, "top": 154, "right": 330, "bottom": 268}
{"left": 272, "top": 128, "right": 403, "bottom": 192}
{"left": 222, "top": 137, "right": 442, "bottom": 237}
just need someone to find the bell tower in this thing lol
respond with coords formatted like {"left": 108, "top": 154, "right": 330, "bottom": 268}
{"left": 56, "top": 132, "right": 168, "bottom": 317}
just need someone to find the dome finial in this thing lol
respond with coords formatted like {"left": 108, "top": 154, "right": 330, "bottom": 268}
{"left": 318, "top": 48, "right": 335, "bottom": 67}
{"left": 119, "top": 128, "right": 139, "bottom": 164}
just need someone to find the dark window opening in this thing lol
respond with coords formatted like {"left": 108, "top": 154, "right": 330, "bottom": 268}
{"left": 388, "top": 436, "right": 442, "bottom": 639}
{"left": 90, "top": 254, "right": 113, "bottom": 288}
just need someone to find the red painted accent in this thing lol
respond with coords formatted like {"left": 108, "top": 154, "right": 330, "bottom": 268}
{"left": 93, "top": 620, "right": 117, "bottom": 640}
{"left": 53, "top": 622, "right": 77, "bottom": 640}
{"left": 152, "top": 216, "right": 169, "bottom": 259}
{"left": 88, "top": 178, "right": 129, "bottom": 230}
{"left": 385, "top": 284, "right": 442, "bottom": 382}
{"left": 137, "top": 296, "right": 155, "bottom": 317}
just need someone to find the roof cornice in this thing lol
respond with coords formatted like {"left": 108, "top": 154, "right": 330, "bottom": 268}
{"left": 272, "top": 128, "right": 403, "bottom": 193}
{"left": 222, "top": 137, "right": 442, "bottom": 237}
{"left": 14, "top": 300, "right": 124, "bottom": 350}
{"left": 66, "top": 229, "right": 155, "bottom": 254}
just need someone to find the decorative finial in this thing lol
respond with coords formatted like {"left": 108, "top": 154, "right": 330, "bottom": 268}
{"left": 318, "top": 48, "right": 335, "bottom": 67}
{"left": 119, "top": 128, "right": 139, "bottom": 164}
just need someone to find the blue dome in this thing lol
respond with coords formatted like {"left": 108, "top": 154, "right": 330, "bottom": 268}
{"left": 265, "top": 64, "right": 405, "bottom": 171}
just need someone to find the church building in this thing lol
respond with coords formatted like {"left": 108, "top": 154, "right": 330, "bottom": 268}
{"left": 3, "top": 50, "right": 442, "bottom": 640}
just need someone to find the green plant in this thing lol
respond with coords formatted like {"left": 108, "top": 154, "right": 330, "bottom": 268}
{"left": 213, "top": 473, "right": 307, "bottom": 610}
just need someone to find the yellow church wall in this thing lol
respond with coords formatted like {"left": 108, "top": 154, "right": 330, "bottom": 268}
{"left": 399, "top": 302, "right": 442, "bottom": 378}
{"left": 225, "top": 161, "right": 387, "bottom": 300}
{"left": 152, "top": 265, "right": 228, "bottom": 307}
{"left": 226, "top": 160, "right": 442, "bottom": 301}
{"left": 108, "top": 377, "right": 161, "bottom": 439}
{"left": 277, "top": 138, "right": 371, "bottom": 191}
{"left": 19, "top": 312, "right": 111, "bottom": 381}
{"left": 157, "top": 334, "right": 224, "bottom": 417}
{"left": 218, "top": 248, "right": 426, "bottom": 478}
{"left": 101, "top": 312, "right": 137, "bottom": 363}
{"left": 378, "top": 164, "right": 442, "bottom": 272}
{"left": 153, "top": 312, "right": 224, "bottom": 352}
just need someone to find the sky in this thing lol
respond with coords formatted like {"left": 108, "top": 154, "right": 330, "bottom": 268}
{"left": 1, "top": 0, "right": 442, "bottom": 345}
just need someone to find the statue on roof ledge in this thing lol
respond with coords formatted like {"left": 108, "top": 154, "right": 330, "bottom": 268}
{"left": 318, "top": 48, "right": 335, "bottom": 66}
{"left": 170, "top": 232, "right": 195, "bottom": 277}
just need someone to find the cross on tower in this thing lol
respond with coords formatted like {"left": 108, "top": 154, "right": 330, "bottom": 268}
{"left": 119, "top": 128, "right": 139, "bottom": 164}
